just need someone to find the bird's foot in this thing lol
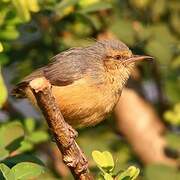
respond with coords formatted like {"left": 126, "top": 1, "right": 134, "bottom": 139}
{"left": 49, "top": 124, "right": 78, "bottom": 148}
{"left": 63, "top": 149, "right": 88, "bottom": 174}
{"left": 55, "top": 123, "right": 78, "bottom": 148}
{"left": 66, "top": 123, "right": 78, "bottom": 138}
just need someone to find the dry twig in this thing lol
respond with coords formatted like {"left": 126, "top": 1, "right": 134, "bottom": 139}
{"left": 29, "top": 77, "right": 93, "bottom": 180}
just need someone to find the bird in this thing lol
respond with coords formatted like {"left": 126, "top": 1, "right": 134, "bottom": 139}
{"left": 12, "top": 39, "right": 153, "bottom": 128}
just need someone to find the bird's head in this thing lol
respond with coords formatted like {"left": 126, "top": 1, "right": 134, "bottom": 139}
{"left": 93, "top": 39, "right": 153, "bottom": 67}
{"left": 90, "top": 39, "right": 153, "bottom": 88}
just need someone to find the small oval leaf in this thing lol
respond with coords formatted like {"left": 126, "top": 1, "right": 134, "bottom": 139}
{"left": 0, "top": 163, "right": 15, "bottom": 180}
{"left": 104, "top": 173, "right": 113, "bottom": 180}
{"left": 0, "top": 121, "right": 24, "bottom": 151}
{"left": 117, "top": 166, "right": 140, "bottom": 180}
{"left": 11, "top": 162, "right": 45, "bottom": 179}
{"left": 0, "top": 68, "right": 7, "bottom": 109}
{"left": 0, "top": 42, "right": 3, "bottom": 52}
{"left": 0, "top": 148, "right": 9, "bottom": 161}
{"left": 92, "top": 150, "right": 114, "bottom": 171}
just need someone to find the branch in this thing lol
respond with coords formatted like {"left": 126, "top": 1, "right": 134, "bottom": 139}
{"left": 29, "top": 77, "right": 93, "bottom": 180}
{"left": 115, "top": 88, "right": 177, "bottom": 166}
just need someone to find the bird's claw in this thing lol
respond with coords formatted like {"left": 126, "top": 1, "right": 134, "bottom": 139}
{"left": 66, "top": 123, "right": 78, "bottom": 138}
{"left": 63, "top": 151, "right": 88, "bottom": 174}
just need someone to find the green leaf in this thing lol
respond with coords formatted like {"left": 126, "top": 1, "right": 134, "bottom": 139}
{"left": 69, "top": 20, "right": 92, "bottom": 37}
{"left": 18, "top": 140, "right": 34, "bottom": 152}
{"left": 0, "top": 54, "right": 9, "bottom": 65}
{"left": 0, "top": 26, "right": 19, "bottom": 40}
{"left": 164, "top": 103, "right": 180, "bottom": 126}
{"left": 145, "top": 164, "right": 180, "bottom": 180}
{"left": 78, "top": 0, "right": 100, "bottom": 8}
{"left": 0, "top": 7, "right": 9, "bottom": 26}
{"left": 27, "top": 0, "right": 40, "bottom": 12}
{"left": 164, "top": 111, "right": 180, "bottom": 126}
{"left": 25, "top": 118, "right": 35, "bottom": 133}
{"left": 11, "top": 162, "right": 45, "bottom": 179}
{"left": 92, "top": 150, "right": 114, "bottom": 171}
{"left": 0, "top": 148, "right": 9, "bottom": 161}
{"left": 12, "top": 0, "right": 30, "bottom": 22}
{"left": 55, "top": 0, "right": 78, "bottom": 18}
{"left": 0, "top": 68, "right": 7, "bottom": 108}
{"left": 0, "top": 42, "right": 3, "bottom": 52}
{"left": 56, "top": 0, "right": 78, "bottom": 10}
{"left": 0, "top": 122, "right": 24, "bottom": 151}
{"left": 3, "top": 154, "right": 44, "bottom": 167}
{"left": 117, "top": 166, "right": 140, "bottom": 180}
{"left": 0, "top": 163, "right": 15, "bottom": 180}
{"left": 104, "top": 173, "right": 113, "bottom": 180}
{"left": 79, "top": 2, "right": 112, "bottom": 14}
{"left": 28, "top": 130, "right": 49, "bottom": 144}
{"left": 102, "top": 151, "right": 114, "bottom": 170}
{"left": 1, "top": 0, "right": 11, "bottom": 2}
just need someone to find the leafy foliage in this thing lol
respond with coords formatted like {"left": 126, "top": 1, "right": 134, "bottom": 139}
{"left": 0, "top": 162, "right": 45, "bottom": 180}
{"left": 0, "top": 120, "right": 51, "bottom": 179}
{"left": 0, "top": 120, "right": 48, "bottom": 160}
{"left": 164, "top": 103, "right": 180, "bottom": 126}
{"left": 0, "top": 121, "right": 24, "bottom": 159}
{"left": 0, "top": 68, "right": 7, "bottom": 108}
{"left": 92, "top": 150, "right": 140, "bottom": 180}
{"left": 0, "top": 0, "right": 180, "bottom": 179}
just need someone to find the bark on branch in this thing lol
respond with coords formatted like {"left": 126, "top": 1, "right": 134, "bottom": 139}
{"left": 29, "top": 77, "right": 93, "bottom": 180}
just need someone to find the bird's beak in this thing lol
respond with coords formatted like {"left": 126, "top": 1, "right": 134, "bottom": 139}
{"left": 124, "top": 55, "right": 154, "bottom": 64}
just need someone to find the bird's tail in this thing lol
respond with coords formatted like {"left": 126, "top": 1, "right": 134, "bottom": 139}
{"left": 11, "top": 68, "right": 44, "bottom": 98}
{"left": 11, "top": 82, "right": 27, "bottom": 98}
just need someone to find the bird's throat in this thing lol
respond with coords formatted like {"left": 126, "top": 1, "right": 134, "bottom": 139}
{"left": 106, "top": 63, "right": 134, "bottom": 95}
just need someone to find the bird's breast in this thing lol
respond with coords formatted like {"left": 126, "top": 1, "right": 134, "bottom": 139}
{"left": 51, "top": 77, "right": 120, "bottom": 128}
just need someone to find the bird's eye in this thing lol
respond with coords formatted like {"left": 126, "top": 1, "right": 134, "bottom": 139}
{"left": 115, "top": 55, "right": 121, "bottom": 60}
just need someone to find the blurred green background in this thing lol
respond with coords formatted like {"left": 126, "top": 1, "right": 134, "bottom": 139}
{"left": 0, "top": 0, "right": 180, "bottom": 179}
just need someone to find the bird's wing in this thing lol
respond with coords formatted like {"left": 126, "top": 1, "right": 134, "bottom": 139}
{"left": 12, "top": 48, "right": 92, "bottom": 97}
{"left": 44, "top": 47, "right": 88, "bottom": 86}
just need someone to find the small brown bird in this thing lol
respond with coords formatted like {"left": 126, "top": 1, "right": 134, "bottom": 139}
{"left": 12, "top": 39, "right": 152, "bottom": 128}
